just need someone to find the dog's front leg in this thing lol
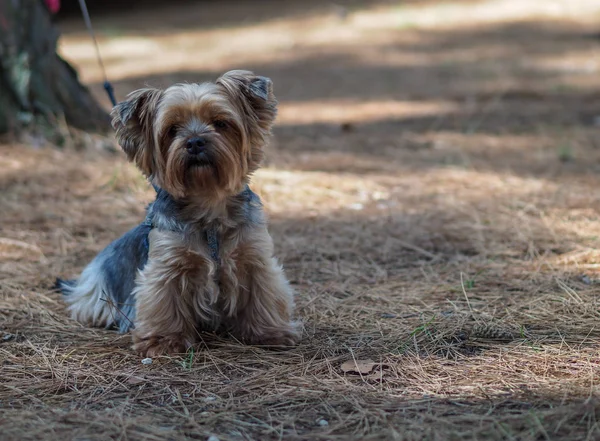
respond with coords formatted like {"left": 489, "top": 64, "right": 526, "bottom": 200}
{"left": 227, "top": 230, "right": 300, "bottom": 347}
{"left": 131, "top": 230, "right": 202, "bottom": 357}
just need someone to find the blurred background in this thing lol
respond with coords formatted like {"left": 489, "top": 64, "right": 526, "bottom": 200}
{"left": 52, "top": 0, "right": 600, "bottom": 177}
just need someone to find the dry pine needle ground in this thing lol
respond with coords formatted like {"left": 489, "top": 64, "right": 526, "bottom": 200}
{"left": 3, "top": 0, "right": 600, "bottom": 440}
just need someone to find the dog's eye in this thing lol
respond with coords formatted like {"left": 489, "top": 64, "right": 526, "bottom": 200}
{"left": 213, "top": 120, "right": 227, "bottom": 130}
{"left": 168, "top": 126, "right": 178, "bottom": 138}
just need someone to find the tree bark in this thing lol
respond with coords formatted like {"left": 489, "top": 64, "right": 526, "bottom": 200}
{"left": 0, "top": 0, "right": 110, "bottom": 136}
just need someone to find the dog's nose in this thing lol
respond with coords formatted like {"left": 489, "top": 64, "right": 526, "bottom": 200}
{"left": 186, "top": 137, "right": 207, "bottom": 154}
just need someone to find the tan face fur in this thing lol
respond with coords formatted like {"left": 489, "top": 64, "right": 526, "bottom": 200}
{"left": 110, "top": 70, "right": 277, "bottom": 199}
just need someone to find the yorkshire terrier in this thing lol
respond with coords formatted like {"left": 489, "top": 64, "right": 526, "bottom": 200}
{"left": 57, "top": 70, "right": 299, "bottom": 356}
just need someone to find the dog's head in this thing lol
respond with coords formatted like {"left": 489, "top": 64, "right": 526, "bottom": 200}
{"left": 111, "top": 70, "right": 277, "bottom": 199}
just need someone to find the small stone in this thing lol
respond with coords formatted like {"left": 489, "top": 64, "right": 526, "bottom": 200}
{"left": 141, "top": 358, "right": 153, "bottom": 365}
{"left": 207, "top": 436, "right": 220, "bottom": 441}
{"left": 204, "top": 396, "right": 217, "bottom": 402}
{"left": 581, "top": 274, "right": 592, "bottom": 285}
{"left": 317, "top": 418, "right": 329, "bottom": 427}
{"left": 372, "top": 191, "right": 388, "bottom": 201}
{"left": 2, "top": 333, "right": 15, "bottom": 341}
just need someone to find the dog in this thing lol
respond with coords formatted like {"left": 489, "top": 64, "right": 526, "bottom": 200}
{"left": 56, "top": 70, "right": 299, "bottom": 356}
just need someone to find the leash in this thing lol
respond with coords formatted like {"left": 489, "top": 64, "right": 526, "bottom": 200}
{"left": 77, "top": 0, "right": 117, "bottom": 106}
{"left": 77, "top": 0, "right": 161, "bottom": 195}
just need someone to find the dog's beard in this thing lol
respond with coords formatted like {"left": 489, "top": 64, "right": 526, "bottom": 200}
{"left": 185, "top": 152, "right": 219, "bottom": 191}
{"left": 161, "top": 138, "right": 244, "bottom": 198}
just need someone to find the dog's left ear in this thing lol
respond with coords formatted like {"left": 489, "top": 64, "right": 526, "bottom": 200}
{"left": 216, "top": 70, "right": 278, "bottom": 132}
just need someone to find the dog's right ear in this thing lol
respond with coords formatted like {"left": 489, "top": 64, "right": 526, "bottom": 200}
{"left": 111, "top": 88, "right": 163, "bottom": 176}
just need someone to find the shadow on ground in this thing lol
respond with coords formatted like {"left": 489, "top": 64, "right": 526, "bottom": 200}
{"left": 83, "top": 20, "right": 600, "bottom": 182}
{"left": 57, "top": 0, "right": 486, "bottom": 34}
{"left": 92, "top": 20, "right": 600, "bottom": 100}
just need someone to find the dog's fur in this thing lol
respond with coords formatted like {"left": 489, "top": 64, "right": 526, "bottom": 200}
{"left": 57, "top": 70, "right": 299, "bottom": 356}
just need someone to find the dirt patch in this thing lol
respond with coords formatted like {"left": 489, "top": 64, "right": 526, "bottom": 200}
{"left": 2, "top": 0, "right": 600, "bottom": 440}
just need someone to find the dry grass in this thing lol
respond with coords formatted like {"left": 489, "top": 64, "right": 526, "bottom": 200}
{"left": 3, "top": 0, "right": 600, "bottom": 439}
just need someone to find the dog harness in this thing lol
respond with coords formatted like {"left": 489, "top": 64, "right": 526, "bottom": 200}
{"left": 142, "top": 185, "right": 258, "bottom": 266}
{"left": 205, "top": 227, "right": 219, "bottom": 263}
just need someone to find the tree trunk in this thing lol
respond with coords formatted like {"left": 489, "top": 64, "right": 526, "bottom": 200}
{"left": 0, "top": 0, "right": 110, "bottom": 137}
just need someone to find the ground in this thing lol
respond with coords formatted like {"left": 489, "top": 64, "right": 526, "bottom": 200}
{"left": 2, "top": 0, "right": 600, "bottom": 439}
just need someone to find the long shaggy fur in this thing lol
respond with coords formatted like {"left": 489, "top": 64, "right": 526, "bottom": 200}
{"left": 58, "top": 70, "right": 299, "bottom": 356}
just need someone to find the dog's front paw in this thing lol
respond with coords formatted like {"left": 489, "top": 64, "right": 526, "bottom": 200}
{"left": 132, "top": 334, "right": 189, "bottom": 357}
{"left": 248, "top": 324, "right": 301, "bottom": 348}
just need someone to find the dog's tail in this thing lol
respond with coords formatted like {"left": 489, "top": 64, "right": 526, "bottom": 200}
{"left": 54, "top": 278, "right": 77, "bottom": 295}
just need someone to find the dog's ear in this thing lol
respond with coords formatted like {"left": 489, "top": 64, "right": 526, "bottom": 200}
{"left": 111, "top": 88, "right": 163, "bottom": 176}
{"left": 216, "top": 70, "right": 278, "bottom": 132}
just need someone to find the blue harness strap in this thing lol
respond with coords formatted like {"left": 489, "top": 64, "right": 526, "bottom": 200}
{"left": 142, "top": 214, "right": 220, "bottom": 265}
{"left": 142, "top": 184, "right": 258, "bottom": 266}
{"left": 205, "top": 227, "right": 219, "bottom": 263}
